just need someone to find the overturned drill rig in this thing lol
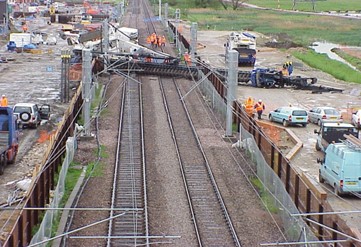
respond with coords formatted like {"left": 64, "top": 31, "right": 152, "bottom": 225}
{"left": 216, "top": 68, "right": 343, "bottom": 93}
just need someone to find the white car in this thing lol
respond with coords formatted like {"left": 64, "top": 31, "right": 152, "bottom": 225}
{"left": 45, "top": 34, "right": 57, "bottom": 45}
{"left": 351, "top": 110, "right": 361, "bottom": 129}
{"left": 13, "top": 103, "right": 50, "bottom": 129}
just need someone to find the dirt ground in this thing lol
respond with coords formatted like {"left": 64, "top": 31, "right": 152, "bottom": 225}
{"left": 0, "top": 18, "right": 71, "bottom": 206}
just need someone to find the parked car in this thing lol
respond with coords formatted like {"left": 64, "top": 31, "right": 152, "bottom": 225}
{"left": 351, "top": 109, "right": 361, "bottom": 129}
{"left": 13, "top": 103, "right": 50, "bottom": 129}
{"left": 268, "top": 106, "right": 308, "bottom": 127}
{"left": 308, "top": 106, "right": 342, "bottom": 126}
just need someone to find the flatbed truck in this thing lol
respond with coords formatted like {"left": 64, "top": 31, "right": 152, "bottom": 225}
{"left": 0, "top": 107, "right": 19, "bottom": 175}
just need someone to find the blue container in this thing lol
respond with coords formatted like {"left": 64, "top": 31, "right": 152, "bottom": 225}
{"left": 7, "top": 41, "right": 16, "bottom": 51}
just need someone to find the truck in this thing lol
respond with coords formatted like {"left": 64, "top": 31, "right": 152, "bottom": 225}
{"left": 314, "top": 122, "right": 359, "bottom": 152}
{"left": 225, "top": 31, "right": 256, "bottom": 66}
{"left": 318, "top": 134, "right": 361, "bottom": 196}
{"left": 0, "top": 107, "right": 19, "bottom": 175}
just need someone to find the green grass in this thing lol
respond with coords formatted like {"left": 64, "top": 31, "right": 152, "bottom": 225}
{"left": 50, "top": 166, "right": 83, "bottom": 245}
{"left": 292, "top": 49, "right": 361, "bottom": 84}
{"left": 249, "top": 0, "right": 361, "bottom": 12}
{"left": 91, "top": 85, "right": 103, "bottom": 110}
{"left": 250, "top": 176, "right": 279, "bottom": 213}
{"left": 85, "top": 145, "right": 108, "bottom": 177}
{"left": 32, "top": 164, "right": 83, "bottom": 243}
{"left": 332, "top": 48, "right": 361, "bottom": 71}
{"left": 184, "top": 8, "right": 361, "bottom": 46}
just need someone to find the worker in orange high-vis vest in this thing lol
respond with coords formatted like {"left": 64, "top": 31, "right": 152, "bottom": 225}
{"left": 22, "top": 23, "right": 28, "bottom": 33}
{"left": 244, "top": 96, "right": 254, "bottom": 117}
{"left": 184, "top": 52, "right": 191, "bottom": 65}
{"left": 146, "top": 35, "right": 151, "bottom": 44}
{"left": 254, "top": 99, "right": 265, "bottom": 120}
{"left": 0, "top": 95, "right": 8, "bottom": 107}
{"left": 161, "top": 35, "right": 166, "bottom": 47}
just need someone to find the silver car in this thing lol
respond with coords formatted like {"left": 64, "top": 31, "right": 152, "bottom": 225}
{"left": 308, "top": 107, "right": 342, "bottom": 126}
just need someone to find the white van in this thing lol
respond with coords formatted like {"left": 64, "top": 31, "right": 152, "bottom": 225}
{"left": 318, "top": 138, "right": 361, "bottom": 196}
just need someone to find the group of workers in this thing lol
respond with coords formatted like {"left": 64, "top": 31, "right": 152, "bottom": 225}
{"left": 244, "top": 97, "right": 265, "bottom": 120}
{"left": 0, "top": 95, "right": 8, "bottom": 107}
{"left": 146, "top": 33, "right": 166, "bottom": 49}
{"left": 281, "top": 61, "right": 293, "bottom": 76}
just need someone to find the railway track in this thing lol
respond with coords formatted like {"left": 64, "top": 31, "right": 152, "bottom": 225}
{"left": 107, "top": 77, "right": 149, "bottom": 246}
{"left": 159, "top": 76, "right": 241, "bottom": 246}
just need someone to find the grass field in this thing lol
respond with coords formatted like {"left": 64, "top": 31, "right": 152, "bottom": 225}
{"left": 164, "top": 0, "right": 361, "bottom": 83}
{"left": 183, "top": 8, "right": 361, "bottom": 46}
{"left": 249, "top": 0, "right": 361, "bottom": 12}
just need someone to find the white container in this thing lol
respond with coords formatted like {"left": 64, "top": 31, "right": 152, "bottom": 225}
{"left": 9, "top": 33, "right": 32, "bottom": 48}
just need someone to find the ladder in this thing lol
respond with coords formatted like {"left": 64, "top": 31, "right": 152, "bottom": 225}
{"left": 343, "top": 134, "right": 361, "bottom": 151}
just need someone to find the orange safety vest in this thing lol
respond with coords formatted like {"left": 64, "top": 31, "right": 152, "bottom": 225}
{"left": 245, "top": 97, "right": 254, "bottom": 108}
{"left": 146, "top": 36, "right": 151, "bottom": 44}
{"left": 161, "top": 36, "right": 166, "bottom": 45}
{"left": 184, "top": 53, "right": 191, "bottom": 65}
{"left": 1, "top": 97, "right": 8, "bottom": 107}
{"left": 255, "top": 102, "right": 265, "bottom": 111}
{"left": 151, "top": 34, "right": 156, "bottom": 43}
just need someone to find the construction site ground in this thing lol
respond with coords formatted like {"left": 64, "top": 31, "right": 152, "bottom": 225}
{"left": 0, "top": 18, "right": 70, "bottom": 207}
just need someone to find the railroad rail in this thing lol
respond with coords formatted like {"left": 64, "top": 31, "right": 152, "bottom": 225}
{"left": 107, "top": 77, "right": 149, "bottom": 246}
{"left": 106, "top": 0, "right": 149, "bottom": 244}
{"left": 159, "top": 76, "right": 241, "bottom": 246}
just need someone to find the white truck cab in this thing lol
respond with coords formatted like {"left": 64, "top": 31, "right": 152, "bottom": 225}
{"left": 314, "top": 122, "right": 359, "bottom": 152}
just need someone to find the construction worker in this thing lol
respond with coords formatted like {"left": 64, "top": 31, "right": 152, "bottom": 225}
{"left": 161, "top": 35, "right": 166, "bottom": 47}
{"left": 281, "top": 64, "right": 289, "bottom": 76}
{"left": 151, "top": 33, "right": 157, "bottom": 48}
{"left": 0, "top": 95, "right": 8, "bottom": 107}
{"left": 184, "top": 52, "right": 191, "bottom": 65}
{"left": 157, "top": 35, "right": 162, "bottom": 48}
{"left": 22, "top": 22, "right": 28, "bottom": 33}
{"left": 254, "top": 99, "right": 265, "bottom": 120}
{"left": 244, "top": 96, "right": 254, "bottom": 117}
{"left": 287, "top": 61, "right": 293, "bottom": 75}
{"left": 146, "top": 35, "right": 151, "bottom": 45}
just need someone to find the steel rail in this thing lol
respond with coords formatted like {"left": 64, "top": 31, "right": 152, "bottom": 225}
{"left": 107, "top": 76, "right": 148, "bottom": 246}
{"left": 160, "top": 76, "right": 241, "bottom": 246}
{"left": 173, "top": 78, "right": 242, "bottom": 246}
{"left": 158, "top": 77, "right": 203, "bottom": 246}
{"left": 107, "top": 80, "right": 126, "bottom": 246}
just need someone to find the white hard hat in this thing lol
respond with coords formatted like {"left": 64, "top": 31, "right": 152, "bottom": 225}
{"left": 258, "top": 99, "right": 262, "bottom": 102}
{"left": 2, "top": 95, "right": 5, "bottom": 97}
